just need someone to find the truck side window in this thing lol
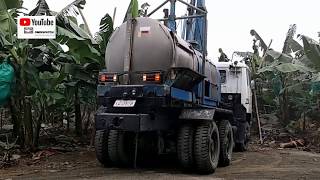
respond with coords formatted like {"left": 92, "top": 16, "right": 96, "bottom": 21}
{"left": 219, "top": 70, "right": 226, "bottom": 84}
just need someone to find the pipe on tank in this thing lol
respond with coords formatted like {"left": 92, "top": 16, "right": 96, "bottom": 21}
{"left": 163, "top": 9, "right": 169, "bottom": 27}
{"left": 168, "top": 0, "right": 177, "bottom": 33}
{"left": 123, "top": 11, "right": 136, "bottom": 84}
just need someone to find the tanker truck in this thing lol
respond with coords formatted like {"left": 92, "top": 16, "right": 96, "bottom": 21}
{"left": 94, "top": 0, "right": 251, "bottom": 174}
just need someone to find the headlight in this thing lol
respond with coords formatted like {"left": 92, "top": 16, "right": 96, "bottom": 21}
{"left": 228, "top": 95, "right": 233, "bottom": 101}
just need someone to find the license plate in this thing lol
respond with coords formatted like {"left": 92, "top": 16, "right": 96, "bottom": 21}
{"left": 113, "top": 100, "right": 136, "bottom": 107}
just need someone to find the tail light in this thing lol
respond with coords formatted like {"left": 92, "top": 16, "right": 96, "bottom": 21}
{"left": 99, "top": 73, "right": 117, "bottom": 83}
{"left": 142, "top": 73, "right": 161, "bottom": 82}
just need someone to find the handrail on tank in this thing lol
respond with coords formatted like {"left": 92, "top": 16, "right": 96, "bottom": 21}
{"left": 147, "top": 0, "right": 206, "bottom": 17}
{"left": 176, "top": 0, "right": 206, "bottom": 14}
{"left": 157, "top": 14, "right": 205, "bottom": 21}
{"left": 147, "top": 0, "right": 170, "bottom": 17}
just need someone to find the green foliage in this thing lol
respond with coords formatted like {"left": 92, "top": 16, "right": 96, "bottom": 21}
{"left": 95, "top": 13, "right": 113, "bottom": 55}
{"left": 3, "top": 0, "right": 21, "bottom": 9}
{"left": 258, "top": 62, "right": 313, "bottom": 74}
{"left": 0, "top": 0, "right": 113, "bottom": 149}
{"left": 130, "top": 0, "right": 139, "bottom": 18}
{"left": 250, "top": 29, "right": 268, "bottom": 53}
{"left": 300, "top": 35, "right": 320, "bottom": 71}
{"left": 252, "top": 25, "right": 320, "bottom": 126}
{"left": 29, "top": 0, "right": 51, "bottom": 16}
{"left": 0, "top": 0, "right": 17, "bottom": 46}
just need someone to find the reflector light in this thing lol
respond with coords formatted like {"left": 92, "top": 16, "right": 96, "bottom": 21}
{"left": 142, "top": 73, "right": 161, "bottom": 82}
{"left": 99, "top": 73, "right": 117, "bottom": 83}
{"left": 155, "top": 73, "right": 161, "bottom": 82}
{"left": 113, "top": 74, "right": 117, "bottom": 82}
{"left": 100, "top": 74, "right": 106, "bottom": 82}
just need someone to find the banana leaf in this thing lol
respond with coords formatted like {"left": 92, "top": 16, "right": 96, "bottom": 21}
{"left": 300, "top": 35, "right": 320, "bottom": 71}
{"left": 96, "top": 13, "right": 113, "bottom": 54}
{"left": 0, "top": 0, "right": 17, "bottom": 47}
{"left": 131, "top": 0, "right": 139, "bottom": 18}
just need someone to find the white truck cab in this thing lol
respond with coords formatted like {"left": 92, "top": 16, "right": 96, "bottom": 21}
{"left": 215, "top": 61, "right": 253, "bottom": 151}
{"left": 215, "top": 61, "right": 253, "bottom": 119}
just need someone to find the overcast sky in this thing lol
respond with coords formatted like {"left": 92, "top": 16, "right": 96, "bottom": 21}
{"left": 24, "top": 0, "right": 320, "bottom": 61}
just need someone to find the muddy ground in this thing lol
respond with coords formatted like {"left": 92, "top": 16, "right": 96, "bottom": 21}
{"left": 1, "top": 145, "right": 320, "bottom": 180}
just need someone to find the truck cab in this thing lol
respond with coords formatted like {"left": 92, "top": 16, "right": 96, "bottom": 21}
{"left": 216, "top": 61, "right": 253, "bottom": 151}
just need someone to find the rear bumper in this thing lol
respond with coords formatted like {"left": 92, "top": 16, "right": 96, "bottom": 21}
{"left": 95, "top": 112, "right": 152, "bottom": 132}
{"left": 97, "top": 84, "right": 169, "bottom": 111}
{"left": 95, "top": 85, "right": 179, "bottom": 132}
{"left": 96, "top": 111, "right": 177, "bottom": 132}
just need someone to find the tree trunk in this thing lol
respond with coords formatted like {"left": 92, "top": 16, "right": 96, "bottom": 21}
{"left": 33, "top": 105, "right": 44, "bottom": 150}
{"left": 10, "top": 98, "right": 25, "bottom": 148}
{"left": 280, "top": 90, "right": 289, "bottom": 124}
{"left": 24, "top": 97, "right": 33, "bottom": 150}
{"left": 75, "top": 86, "right": 82, "bottom": 136}
{"left": 66, "top": 112, "right": 70, "bottom": 131}
{"left": 10, "top": 100, "right": 18, "bottom": 136}
{"left": 302, "top": 111, "right": 306, "bottom": 132}
{"left": 83, "top": 109, "right": 91, "bottom": 135}
{"left": 280, "top": 74, "right": 289, "bottom": 125}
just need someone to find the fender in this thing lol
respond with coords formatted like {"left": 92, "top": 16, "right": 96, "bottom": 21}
{"left": 179, "top": 108, "right": 233, "bottom": 121}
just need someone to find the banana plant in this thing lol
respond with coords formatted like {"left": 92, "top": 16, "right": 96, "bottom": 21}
{"left": 256, "top": 24, "right": 320, "bottom": 124}
{"left": 26, "top": 0, "right": 108, "bottom": 138}
{"left": 0, "top": 0, "right": 113, "bottom": 148}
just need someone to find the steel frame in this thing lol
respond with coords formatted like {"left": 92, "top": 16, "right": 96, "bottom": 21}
{"left": 147, "top": 0, "right": 207, "bottom": 102}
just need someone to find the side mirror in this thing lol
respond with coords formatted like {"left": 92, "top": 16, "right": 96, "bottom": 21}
{"left": 250, "top": 80, "right": 255, "bottom": 90}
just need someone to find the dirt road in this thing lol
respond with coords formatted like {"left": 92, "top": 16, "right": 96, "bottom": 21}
{"left": 1, "top": 146, "right": 320, "bottom": 180}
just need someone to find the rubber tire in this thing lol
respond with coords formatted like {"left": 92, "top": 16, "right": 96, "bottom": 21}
{"left": 95, "top": 130, "right": 111, "bottom": 166}
{"left": 236, "top": 121, "right": 250, "bottom": 152}
{"left": 108, "top": 130, "right": 131, "bottom": 166}
{"left": 218, "top": 120, "right": 234, "bottom": 167}
{"left": 194, "top": 122, "right": 220, "bottom": 174}
{"left": 177, "top": 124, "right": 194, "bottom": 170}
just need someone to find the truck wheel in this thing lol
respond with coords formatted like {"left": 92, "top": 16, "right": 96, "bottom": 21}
{"left": 218, "top": 120, "right": 234, "bottom": 167}
{"left": 177, "top": 124, "right": 194, "bottom": 169}
{"left": 108, "top": 130, "right": 131, "bottom": 166}
{"left": 235, "top": 121, "right": 250, "bottom": 152}
{"left": 95, "top": 130, "right": 111, "bottom": 166}
{"left": 194, "top": 122, "right": 220, "bottom": 174}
